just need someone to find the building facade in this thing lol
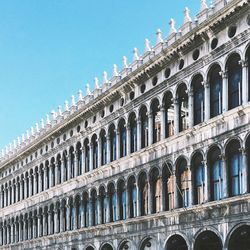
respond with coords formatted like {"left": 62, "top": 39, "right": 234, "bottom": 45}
{"left": 0, "top": 0, "right": 250, "bottom": 249}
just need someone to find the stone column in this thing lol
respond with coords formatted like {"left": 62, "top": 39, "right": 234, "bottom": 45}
{"left": 203, "top": 161, "right": 209, "bottom": 202}
{"left": 44, "top": 166, "right": 48, "bottom": 190}
{"left": 55, "top": 163, "right": 59, "bottom": 185}
{"left": 80, "top": 199, "right": 85, "bottom": 228}
{"left": 34, "top": 173, "right": 37, "bottom": 194}
{"left": 126, "top": 187, "right": 130, "bottom": 219}
{"left": 116, "top": 190, "right": 120, "bottom": 221}
{"left": 148, "top": 112, "right": 153, "bottom": 145}
{"left": 73, "top": 204, "right": 78, "bottom": 230}
{"left": 221, "top": 154, "right": 228, "bottom": 198}
{"left": 66, "top": 205, "right": 70, "bottom": 231}
{"left": 38, "top": 171, "right": 42, "bottom": 193}
{"left": 67, "top": 155, "right": 71, "bottom": 180}
{"left": 0, "top": 226, "right": 2, "bottom": 245}
{"left": 19, "top": 221, "right": 22, "bottom": 241}
{"left": 126, "top": 125, "right": 131, "bottom": 155}
{"left": 188, "top": 90, "right": 194, "bottom": 128}
{"left": 37, "top": 215, "right": 41, "bottom": 237}
{"left": 11, "top": 223, "right": 14, "bottom": 243}
{"left": 74, "top": 151, "right": 78, "bottom": 177}
{"left": 136, "top": 185, "right": 141, "bottom": 217}
{"left": 48, "top": 211, "right": 51, "bottom": 235}
{"left": 174, "top": 98, "right": 179, "bottom": 134}
{"left": 54, "top": 210, "right": 58, "bottom": 233}
{"left": 187, "top": 166, "right": 192, "bottom": 206}
{"left": 240, "top": 148, "right": 248, "bottom": 194}
{"left": 89, "top": 143, "right": 93, "bottom": 171}
{"left": 60, "top": 206, "right": 64, "bottom": 232}
{"left": 43, "top": 213, "right": 47, "bottom": 236}
{"left": 33, "top": 217, "right": 36, "bottom": 238}
{"left": 137, "top": 119, "right": 142, "bottom": 151}
{"left": 116, "top": 131, "right": 120, "bottom": 159}
{"left": 160, "top": 105, "right": 166, "bottom": 140}
{"left": 98, "top": 138, "right": 102, "bottom": 168}
{"left": 29, "top": 176, "right": 32, "bottom": 197}
{"left": 11, "top": 184, "right": 15, "bottom": 204}
{"left": 148, "top": 181, "right": 152, "bottom": 214}
{"left": 89, "top": 198, "right": 93, "bottom": 226}
{"left": 242, "top": 60, "right": 248, "bottom": 105}
{"left": 16, "top": 182, "right": 19, "bottom": 202}
{"left": 222, "top": 71, "right": 228, "bottom": 113}
{"left": 173, "top": 171, "right": 179, "bottom": 209}
{"left": 61, "top": 158, "right": 65, "bottom": 182}
{"left": 204, "top": 81, "right": 210, "bottom": 121}
{"left": 81, "top": 148, "right": 86, "bottom": 174}
{"left": 106, "top": 136, "right": 111, "bottom": 164}
{"left": 49, "top": 165, "right": 53, "bottom": 188}
{"left": 97, "top": 196, "right": 102, "bottom": 224}
{"left": 23, "top": 178, "right": 27, "bottom": 199}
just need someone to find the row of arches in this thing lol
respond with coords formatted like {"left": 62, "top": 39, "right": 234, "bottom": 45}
{"left": 1, "top": 49, "right": 250, "bottom": 209}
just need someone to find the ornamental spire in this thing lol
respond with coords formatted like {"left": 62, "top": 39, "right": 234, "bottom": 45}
{"left": 40, "top": 118, "right": 45, "bottom": 129}
{"left": 169, "top": 18, "right": 177, "bottom": 35}
{"left": 144, "top": 39, "right": 151, "bottom": 53}
{"left": 156, "top": 29, "right": 163, "bottom": 44}
{"left": 112, "top": 64, "right": 118, "bottom": 77}
{"left": 183, "top": 7, "right": 192, "bottom": 24}
{"left": 102, "top": 71, "right": 108, "bottom": 84}
{"left": 86, "top": 83, "right": 91, "bottom": 95}
{"left": 71, "top": 95, "right": 76, "bottom": 106}
{"left": 200, "top": 0, "right": 208, "bottom": 12}
{"left": 46, "top": 114, "right": 50, "bottom": 125}
{"left": 133, "top": 48, "right": 139, "bottom": 61}
{"left": 122, "top": 56, "right": 128, "bottom": 69}
{"left": 78, "top": 89, "right": 83, "bottom": 101}
{"left": 94, "top": 77, "right": 100, "bottom": 89}
{"left": 35, "top": 123, "right": 39, "bottom": 133}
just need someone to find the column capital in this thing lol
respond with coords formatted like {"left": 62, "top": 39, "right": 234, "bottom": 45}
{"left": 219, "top": 70, "right": 228, "bottom": 79}
{"left": 239, "top": 147, "right": 247, "bottom": 155}
{"left": 219, "top": 154, "right": 226, "bottom": 161}
{"left": 239, "top": 59, "right": 248, "bottom": 68}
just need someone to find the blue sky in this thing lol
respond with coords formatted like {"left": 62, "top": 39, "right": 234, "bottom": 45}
{"left": 0, "top": 0, "right": 200, "bottom": 150}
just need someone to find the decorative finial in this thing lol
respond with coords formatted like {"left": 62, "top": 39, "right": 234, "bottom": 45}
{"left": 144, "top": 39, "right": 151, "bottom": 53}
{"left": 51, "top": 110, "right": 57, "bottom": 120}
{"left": 103, "top": 71, "right": 108, "bottom": 84}
{"left": 133, "top": 48, "right": 139, "bottom": 61}
{"left": 30, "top": 126, "right": 34, "bottom": 136}
{"left": 94, "top": 77, "right": 100, "bottom": 89}
{"left": 78, "top": 90, "right": 83, "bottom": 101}
{"left": 17, "top": 137, "right": 21, "bottom": 146}
{"left": 156, "top": 29, "right": 163, "bottom": 44}
{"left": 58, "top": 105, "right": 62, "bottom": 116}
{"left": 183, "top": 7, "right": 192, "bottom": 24}
{"left": 169, "top": 18, "right": 177, "bottom": 35}
{"left": 26, "top": 129, "right": 30, "bottom": 140}
{"left": 13, "top": 139, "right": 17, "bottom": 149}
{"left": 122, "top": 56, "right": 128, "bottom": 69}
{"left": 71, "top": 95, "right": 76, "bottom": 106}
{"left": 86, "top": 83, "right": 91, "bottom": 95}
{"left": 46, "top": 114, "right": 50, "bottom": 125}
{"left": 35, "top": 123, "right": 39, "bottom": 133}
{"left": 40, "top": 118, "right": 45, "bottom": 129}
{"left": 22, "top": 133, "right": 25, "bottom": 143}
{"left": 64, "top": 100, "right": 69, "bottom": 112}
{"left": 200, "top": 0, "right": 208, "bottom": 12}
{"left": 112, "top": 64, "right": 118, "bottom": 77}
{"left": 9, "top": 143, "right": 12, "bottom": 152}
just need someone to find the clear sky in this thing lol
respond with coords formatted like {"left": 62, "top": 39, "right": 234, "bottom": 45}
{"left": 0, "top": 0, "right": 200, "bottom": 151}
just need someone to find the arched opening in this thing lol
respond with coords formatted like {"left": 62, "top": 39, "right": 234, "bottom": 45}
{"left": 86, "top": 246, "right": 95, "bottom": 250}
{"left": 177, "top": 83, "right": 188, "bottom": 132}
{"left": 75, "top": 195, "right": 81, "bottom": 229}
{"left": 162, "top": 163, "right": 174, "bottom": 211}
{"left": 127, "top": 175, "right": 137, "bottom": 218}
{"left": 56, "top": 154, "right": 62, "bottom": 184}
{"left": 166, "top": 234, "right": 188, "bottom": 250}
{"left": 49, "top": 204, "right": 54, "bottom": 235}
{"left": 192, "top": 152, "right": 205, "bottom": 205}
{"left": 226, "top": 53, "right": 242, "bottom": 110}
{"left": 228, "top": 225, "right": 250, "bottom": 250}
{"left": 138, "top": 172, "right": 149, "bottom": 216}
{"left": 117, "top": 179, "right": 126, "bottom": 220}
{"left": 69, "top": 197, "right": 74, "bottom": 230}
{"left": 246, "top": 46, "right": 250, "bottom": 102}
{"left": 194, "top": 230, "right": 222, "bottom": 250}
{"left": 245, "top": 135, "right": 250, "bottom": 192}
{"left": 90, "top": 189, "right": 98, "bottom": 226}
{"left": 208, "top": 64, "right": 222, "bottom": 118}
{"left": 101, "top": 243, "right": 113, "bottom": 250}
{"left": 119, "top": 240, "right": 132, "bottom": 250}
{"left": 50, "top": 157, "right": 56, "bottom": 187}
{"left": 176, "top": 158, "right": 189, "bottom": 208}
{"left": 76, "top": 142, "right": 82, "bottom": 176}
{"left": 62, "top": 151, "right": 68, "bottom": 181}
{"left": 129, "top": 112, "right": 137, "bottom": 153}
{"left": 118, "top": 119, "right": 127, "bottom": 158}
{"left": 163, "top": 91, "right": 174, "bottom": 138}
{"left": 225, "top": 139, "right": 243, "bottom": 197}
{"left": 208, "top": 146, "right": 223, "bottom": 201}
{"left": 192, "top": 74, "right": 204, "bottom": 125}
{"left": 34, "top": 167, "right": 39, "bottom": 194}
{"left": 100, "top": 129, "right": 107, "bottom": 166}
{"left": 83, "top": 192, "right": 89, "bottom": 227}
{"left": 108, "top": 183, "right": 117, "bottom": 222}
{"left": 84, "top": 139, "right": 90, "bottom": 172}
{"left": 109, "top": 124, "right": 117, "bottom": 162}
{"left": 149, "top": 167, "right": 161, "bottom": 213}
{"left": 140, "top": 237, "right": 156, "bottom": 250}
{"left": 151, "top": 98, "right": 161, "bottom": 144}
{"left": 61, "top": 200, "right": 67, "bottom": 231}
{"left": 91, "top": 134, "right": 98, "bottom": 169}
{"left": 140, "top": 105, "right": 148, "bottom": 149}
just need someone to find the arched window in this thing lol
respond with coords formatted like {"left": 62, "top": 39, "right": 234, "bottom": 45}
{"left": 177, "top": 158, "right": 189, "bottom": 208}
{"left": 194, "top": 231, "right": 222, "bottom": 250}
{"left": 128, "top": 176, "right": 137, "bottom": 218}
{"left": 209, "top": 147, "right": 223, "bottom": 201}
{"left": 56, "top": 155, "right": 62, "bottom": 184}
{"left": 69, "top": 147, "right": 75, "bottom": 179}
{"left": 140, "top": 106, "right": 148, "bottom": 149}
{"left": 84, "top": 139, "right": 90, "bottom": 172}
{"left": 166, "top": 235, "right": 188, "bottom": 250}
{"left": 228, "top": 225, "right": 250, "bottom": 250}
{"left": 209, "top": 64, "right": 222, "bottom": 118}
{"left": 227, "top": 53, "right": 242, "bottom": 110}
{"left": 192, "top": 153, "right": 205, "bottom": 204}
{"left": 162, "top": 163, "right": 173, "bottom": 211}
{"left": 63, "top": 151, "right": 68, "bottom": 181}
{"left": 91, "top": 134, "right": 98, "bottom": 169}
{"left": 226, "top": 140, "right": 243, "bottom": 197}
{"left": 129, "top": 113, "right": 137, "bottom": 153}
{"left": 247, "top": 47, "right": 250, "bottom": 102}
{"left": 74, "top": 196, "right": 80, "bottom": 229}
{"left": 108, "top": 183, "right": 117, "bottom": 222}
{"left": 177, "top": 83, "right": 189, "bottom": 132}
{"left": 151, "top": 99, "right": 161, "bottom": 143}
{"left": 100, "top": 130, "right": 107, "bottom": 166}
{"left": 76, "top": 142, "right": 82, "bottom": 176}
{"left": 90, "top": 190, "right": 98, "bottom": 226}
{"left": 139, "top": 172, "right": 148, "bottom": 216}
{"left": 192, "top": 75, "right": 204, "bottom": 125}
{"left": 163, "top": 92, "right": 174, "bottom": 138}
{"left": 118, "top": 180, "right": 126, "bottom": 220}
{"left": 83, "top": 193, "right": 89, "bottom": 227}
{"left": 99, "top": 186, "right": 106, "bottom": 224}
{"left": 50, "top": 158, "right": 55, "bottom": 187}
{"left": 109, "top": 124, "right": 116, "bottom": 162}
{"left": 119, "top": 119, "right": 127, "bottom": 158}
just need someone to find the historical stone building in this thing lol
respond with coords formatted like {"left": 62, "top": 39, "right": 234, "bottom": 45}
{"left": 0, "top": 0, "right": 250, "bottom": 249}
